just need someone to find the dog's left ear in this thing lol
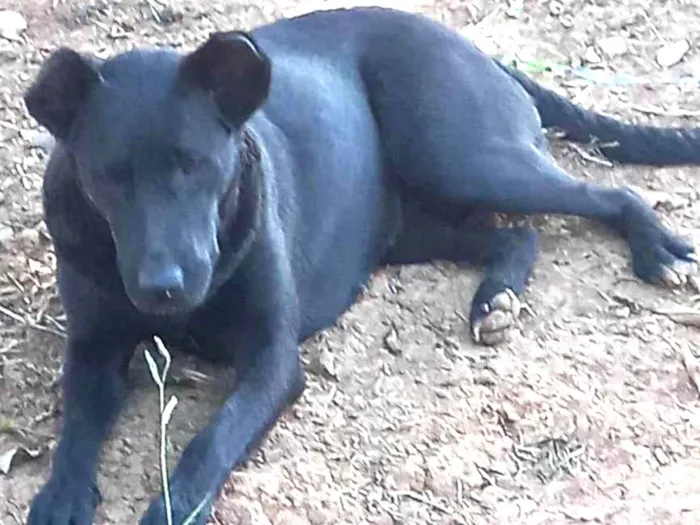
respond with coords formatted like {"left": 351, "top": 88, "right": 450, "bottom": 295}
{"left": 180, "top": 31, "right": 271, "bottom": 129}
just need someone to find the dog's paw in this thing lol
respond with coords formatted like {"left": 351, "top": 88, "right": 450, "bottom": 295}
{"left": 27, "top": 479, "right": 100, "bottom": 525}
{"left": 631, "top": 228, "right": 697, "bottom": 289}
{"left": 471, "top": 288, "right": 521, "bottom": 346}
{"left": 140, "top": 490, "right": 212, "bottom": 525}
{"left": 656, "top": 257, "right": 698, "bottom": 289}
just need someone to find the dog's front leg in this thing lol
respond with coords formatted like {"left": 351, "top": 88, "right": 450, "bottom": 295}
{"left": 139, "top": 317, "right": 305, "bottom": 525}
{"left": 27, "top": 262, "right": 142, "bottom": 525}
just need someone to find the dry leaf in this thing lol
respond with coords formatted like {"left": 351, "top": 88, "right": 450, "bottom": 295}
{"left": 162, "top": 395, "right": 179, "bottom": 426}
{"left": 0, "top": 445, "right": 44, "bottom": 475}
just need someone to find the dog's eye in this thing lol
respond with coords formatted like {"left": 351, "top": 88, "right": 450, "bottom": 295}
{"left": 173, "top": 150, "right": 198, "bottom": 176}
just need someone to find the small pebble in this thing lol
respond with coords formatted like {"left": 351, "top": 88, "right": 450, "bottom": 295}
{"left": 597, "top": 35, "right": 627, "bottom": 57}
{"left": 656, "top": 39, "right": 690, "bottom": 68}
{"left": 0, "top": 10, "right": 26, "bottom": 41}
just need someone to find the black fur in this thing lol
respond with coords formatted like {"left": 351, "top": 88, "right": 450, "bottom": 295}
{"left": 22, "top": 7, "right": 698, "bottom": 525}
{"left": 499, "top": 63, "right": 700, "bottom": 165}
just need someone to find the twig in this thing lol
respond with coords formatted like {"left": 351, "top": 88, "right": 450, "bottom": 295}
{"left": 28, "top": 322, "right": 66, "bottom": 338}
{"left": 42, "top": 313, "right": 67, "bottom": 333}
{"left": 0, "top": 304, "right": 66, "bottom": 338}
{"left": 145, "top": 0, "right": 168, "bottom": 22}
{"left": 566, "top": 143, "right": 614, "bottom": 167}
{"left": 145, "top": 336, "right": 178, "bottom": 525}
{"left": 0, "top": 304, "right": 25, "bottom": 324}
{"left": 145, "top": 338, "right": 212, "bottom": 525}
{"left": 639, "top": 9, "right": 667, "bottom": 44}
{"left": 392, "top": 490, "right": 451, "bottom": 514}
{"left": 7, "top": 505, "right": 23, "bottom": 525}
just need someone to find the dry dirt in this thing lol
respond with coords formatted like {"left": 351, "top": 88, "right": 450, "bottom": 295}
{"left": 1, "top": 0, "right": 700, "bottom": 524}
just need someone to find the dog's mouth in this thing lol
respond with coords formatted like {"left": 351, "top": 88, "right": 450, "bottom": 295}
{"left": 127, "top": 286, "right": 206, "bottom": 319}
{"left": 133, "top": 300, "right": 192, "bottom": 318}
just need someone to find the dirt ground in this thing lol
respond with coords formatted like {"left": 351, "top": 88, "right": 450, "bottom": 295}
{"left": 1, "top": 0, "right": 700, "bottom": 523}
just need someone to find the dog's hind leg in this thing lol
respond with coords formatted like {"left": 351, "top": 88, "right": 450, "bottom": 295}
{"left": 384, "top": 209, "right": 537, "bottom": 345}
{"left": 457, "top": 145, "right": 696, "bottom": 287}
{"left": 361, "top": 31, "right": 695, "bottom": 289}
{"left": 387, "top": 135, "right": 695, "bottom": 289}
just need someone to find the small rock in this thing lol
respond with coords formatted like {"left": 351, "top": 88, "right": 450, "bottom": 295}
{"left": 0, "top": 10, "right": 27, "bottom": 41}
{"left": 656, "top": 39, "right": 690, "bottom": 68}
{"left": 584, "top": 47, "right": 602, "bottom": 64}
{"left": 597, "top": 35, "right": 627, "bottom": 57}
{"left": 474, "top": 369, "right": 496, "bottom": 386}
{"left": 613, "top": 306, "right": 631, "bottom": 319}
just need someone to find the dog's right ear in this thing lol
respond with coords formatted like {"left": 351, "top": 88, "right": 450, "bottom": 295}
{"left": 24, "top": 48, "right": 101, "bottom": 141}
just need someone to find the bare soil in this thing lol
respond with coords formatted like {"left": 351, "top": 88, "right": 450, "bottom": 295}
{"left": 1, "top": 1, "right": 700, "bottom": 524}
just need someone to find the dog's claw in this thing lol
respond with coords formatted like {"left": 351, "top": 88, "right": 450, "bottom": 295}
{"left": 658, "top": 260, "right": 697, "bottom": 289}
{"left": 472, "top": 289, "right": 521, "bottom": 346}
{"left": 682, "top": 248, "right": 699, "bottom": 263}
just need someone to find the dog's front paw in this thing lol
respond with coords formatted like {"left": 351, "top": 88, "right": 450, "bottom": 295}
{"left": 140, "top": 490, "right": 213, "bottom": 525}
{"left": 27, "top": 478, "right": 101, "bottom": 525}
{"left": 470, "top": 286, "right": 522, "bottom": 346}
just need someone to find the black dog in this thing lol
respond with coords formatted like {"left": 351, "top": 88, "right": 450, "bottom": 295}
{"left": 22, "top": 7, "right": 700, "bottom": 524}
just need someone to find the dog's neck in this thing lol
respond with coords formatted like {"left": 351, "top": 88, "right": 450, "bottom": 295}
{"left": 209, "top": 127, "right": 265, "bottom": 294}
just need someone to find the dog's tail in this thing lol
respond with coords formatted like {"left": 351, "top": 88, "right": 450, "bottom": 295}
{"left": 496, "top": 61, "right": 700, "bottom": 166}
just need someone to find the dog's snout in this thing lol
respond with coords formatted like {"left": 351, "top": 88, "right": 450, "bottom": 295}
{"left": 137, "top": 263, "right": 185, "bottom": 306}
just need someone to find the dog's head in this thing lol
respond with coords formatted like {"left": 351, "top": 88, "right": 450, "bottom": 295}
{"left": 24, "top": 32, "right": 271, "bottom": 316}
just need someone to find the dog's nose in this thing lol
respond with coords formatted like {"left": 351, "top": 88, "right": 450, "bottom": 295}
{"left": 138, "top": 264, "right": 185, "bottom": 304}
